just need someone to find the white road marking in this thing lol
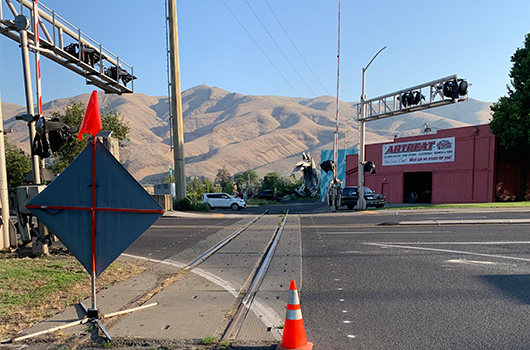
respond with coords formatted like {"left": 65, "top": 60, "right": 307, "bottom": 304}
{"left": 446, "top": 259, "right": 497, "bottom": 265}
{"left": 373, "top": 241, "right": 530, "bottom": 245}
{"left": 319, "top": 231, "right": 450, "bottom": 234}
{"left": 365, "top": 243, "right": 530, "bottom": 263}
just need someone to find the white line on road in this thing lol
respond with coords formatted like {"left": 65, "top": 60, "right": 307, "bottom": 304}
{"left": 369, "top": 241, "right": 530, "bottom": 245}
{"left": 446, "top": 259, "right": 497, "bottom": 265}
{"left": 365, "top": 243, "right": 530, "bottom": 263}
{"left": 318, "top": 231, "right": 451, "bottom": 234}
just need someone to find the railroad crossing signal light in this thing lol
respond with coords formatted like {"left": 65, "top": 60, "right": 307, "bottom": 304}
{"left": 64, "top": 43, "right": 105, "bottom": 68}
{"left": 320, "top": 160, "right": 334, "bottom": 173}
{"left": 33, "top": 117, "right": 79, "bottom": 158}
{"left": 105, "top": 66, "right": 137, "bottom": 86}
{"left": 398, "top": 91, "right": 425, "bottom": 107}
{"left": 441, "top": 78, "right": 468, "bottom": 100}
{"left": 364, "top": 161, "right": 376, "bottom": 174}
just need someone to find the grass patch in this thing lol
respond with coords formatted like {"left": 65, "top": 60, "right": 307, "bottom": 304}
{"left": 219, "top": 340, "right": 232, "bottom": 349}
{"left": 200, "top": 335, "right": 218, "bottom": 345}
{"left": 380, "top": 201, "right": 530, "bottom": 210}
{"left": 246, "top": 198, "right": 279, "bottom": 206}
{"left": 0, "top": 249, "right": 147, "bottom": 340}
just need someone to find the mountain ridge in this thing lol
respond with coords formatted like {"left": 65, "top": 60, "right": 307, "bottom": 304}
{"left": 2, "top": 85, "right": 493, "bottom": 183}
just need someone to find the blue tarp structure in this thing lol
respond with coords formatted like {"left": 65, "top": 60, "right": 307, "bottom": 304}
{"left": 27, "top": 140, "right": 163, "bottom": 276}
{"left": 320, "top": 148, "right": 357, "bottom": 202}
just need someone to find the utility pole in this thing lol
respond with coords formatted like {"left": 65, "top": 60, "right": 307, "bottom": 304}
{"left": 168, "top": 0, "right": 186, "bottom": 200}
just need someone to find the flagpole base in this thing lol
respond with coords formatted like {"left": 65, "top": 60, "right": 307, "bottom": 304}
{"left": 87, "top": 308, "right": 99, "bottom": 319}
{"left": 5, "top": 302, "right": 158, "bottom": 343}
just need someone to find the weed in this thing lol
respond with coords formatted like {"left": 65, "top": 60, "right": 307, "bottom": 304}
{"left": 103, "top": 339, "right": 113, "bottom": 348}
{"left": 219, "top": 340, "right": 232, "bottom": 349}
{"left": 200, "top": 335, "right": 218, "bottom": 345}
{"left": 277, "top": 324, "right": 284, "bottom": 329}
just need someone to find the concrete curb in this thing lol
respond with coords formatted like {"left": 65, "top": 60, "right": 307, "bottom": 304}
{"left": 397, "top": 219, "right": 530, "bottom": 225}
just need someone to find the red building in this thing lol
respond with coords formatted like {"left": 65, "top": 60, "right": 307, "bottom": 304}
{"left": 345, "top": 124, "right": 529, "bottom": 204}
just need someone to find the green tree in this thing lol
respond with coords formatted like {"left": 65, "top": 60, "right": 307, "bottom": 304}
{"left": 233, "top": 170, "right": 259, "bottom": 192}
{"left": 490, "top": 33, "right": 530, "bottom": 199}
{"left": 5, "top": 138, "right": 32, "bottom": 193}
{"left": 261, "top": 172, "right": 282, "bottom": 191}
{"left": 50, "top": 101, "right": 130, "bottom": 173}
{"left": 215, "top": 167, "right": 233, "bottom": 194}
{"left": 187, "top": 177, "right": 214, "bottom": 198}
{"left": 161, "top": 174, "right": 175, "bottom": 184}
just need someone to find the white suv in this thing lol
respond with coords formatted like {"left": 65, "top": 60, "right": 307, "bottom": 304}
{"left": 202, "top": 193, "right": 246, "bottom": 211}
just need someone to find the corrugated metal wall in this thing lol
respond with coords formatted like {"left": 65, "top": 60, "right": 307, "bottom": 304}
{"left": 345, "top": 124, "right": 496, "bottom": 204}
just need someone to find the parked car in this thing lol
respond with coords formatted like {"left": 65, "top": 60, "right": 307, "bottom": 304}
{"left": 340, "top": 186, "right": 386, "bottom": 209}
{"left": 202, "top": 193, "right": 246, "bottom": 210}
{"left": 255, "top": 190, "right": 282, "bottom": 202}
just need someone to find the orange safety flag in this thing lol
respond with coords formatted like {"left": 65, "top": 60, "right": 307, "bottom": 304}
{"left": 78, "top": 90, "right": 102, "bottom": 141}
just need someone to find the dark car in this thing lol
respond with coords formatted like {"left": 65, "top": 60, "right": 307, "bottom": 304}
{"left": 340, "top": 186, "right": 386, "bottom": 209}
{"left": 255, "top": 190, "right": 282, "bottom": 202}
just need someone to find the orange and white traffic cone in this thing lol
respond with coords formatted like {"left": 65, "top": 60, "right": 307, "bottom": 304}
{"left": 277, "top": 280, "right": 313, "bottom": 350}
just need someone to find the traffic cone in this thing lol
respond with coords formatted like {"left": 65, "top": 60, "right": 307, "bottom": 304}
{"left": 277, "top": 280, "right": 313, "bottom": 350}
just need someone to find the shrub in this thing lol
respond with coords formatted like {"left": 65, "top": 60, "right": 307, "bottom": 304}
{"left": 174, "top": 196, "right": 210, "bottom": 211}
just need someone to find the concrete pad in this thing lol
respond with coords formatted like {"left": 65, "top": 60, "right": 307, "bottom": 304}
{"left": 108, "top": 272, "right": 234, "bottom": 341}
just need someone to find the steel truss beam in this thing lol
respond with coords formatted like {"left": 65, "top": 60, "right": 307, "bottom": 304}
{"left": 357, "top": 74, "right": 467, "bottom": 122}
{"left": 0, "top": 0, "right": 135, "bottom": 94}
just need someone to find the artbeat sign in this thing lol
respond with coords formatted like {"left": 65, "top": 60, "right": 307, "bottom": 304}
{"left": 382, "top": 137, "right": 455, "bottom": 166}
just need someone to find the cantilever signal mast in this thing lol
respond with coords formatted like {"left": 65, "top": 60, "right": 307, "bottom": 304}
{"left": 0, "top": 0, "right": 136, "bottom": 250}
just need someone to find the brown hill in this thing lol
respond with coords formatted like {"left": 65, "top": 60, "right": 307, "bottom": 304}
{"left": 2, "top": 85, "right": 492, "bottom": 183}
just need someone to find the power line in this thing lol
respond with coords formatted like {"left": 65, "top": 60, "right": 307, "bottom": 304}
{"left": 245, "top": 0, "right": 316, "bottom": 96}
{"left": 220, "top": 0, "right": 300, "bottom": 97}
{"left": 264, "top": 0, "right": 330, "bottom": 96}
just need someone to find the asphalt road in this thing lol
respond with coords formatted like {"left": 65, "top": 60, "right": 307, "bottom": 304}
{"left": 121, "top": 202, "right": 530, "bottom": 349}
{"left": 123, "top": 216, "right": 240, "bottom": 261}
{"left": 301, "top": 210, "right": 530, "bottom": 350}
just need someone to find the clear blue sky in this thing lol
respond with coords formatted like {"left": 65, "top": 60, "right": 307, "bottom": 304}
{"left": 1, "top": 0, "right": 529, "bottom": 107}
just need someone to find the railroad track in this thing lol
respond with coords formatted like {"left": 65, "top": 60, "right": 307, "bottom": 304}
{"left": 123, "top": 210, "right": 292, "bottom": 341}
{"left": 177, "top": 210, "right": 290, "bottom": 340}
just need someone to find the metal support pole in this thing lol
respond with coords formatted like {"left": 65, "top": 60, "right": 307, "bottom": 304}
{"left": 357, "top": 46, "right": 386, "bottom": 211}
{"left": 168, "top": 0, "right": 186, "bottom": 200}
{"left": 0, "top": 90, "right": 11, "bottom": 251}
{"left": 357, "top": 109, "right": 367, "bottom": 210}
{"left": 18, "top": 16, "right": 41, "bottom": 184}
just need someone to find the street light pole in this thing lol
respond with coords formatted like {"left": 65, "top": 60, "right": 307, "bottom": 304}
{"left": 357, "top": 46, "right": 386, "bottom": 210}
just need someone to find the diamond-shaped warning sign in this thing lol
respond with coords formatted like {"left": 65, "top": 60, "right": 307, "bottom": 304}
{"left": 27, "top": 140, "right": 164, "bottom": 276}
